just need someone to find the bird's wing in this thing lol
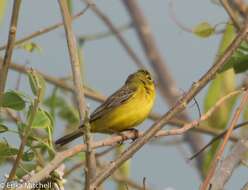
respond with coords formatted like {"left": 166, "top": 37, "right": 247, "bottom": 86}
{"left": 90, "top": 85, "right": 136, "bottom": 122}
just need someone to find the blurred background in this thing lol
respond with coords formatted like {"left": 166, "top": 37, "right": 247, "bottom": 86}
{"left": 0, "top": 0, "right": 247, "bottom": 189}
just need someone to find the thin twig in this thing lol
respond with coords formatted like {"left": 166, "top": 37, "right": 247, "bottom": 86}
{"left": 78, "top": 22, "right": 133, "bottom": 42}
{"left": 0, "top": 0, "right": 22, "bottom": 97}
{"left": 210, "top": 137, "right": 248, "bottom": 190}
{"left": 185, "top": 89, "right": 243, "bottom": 130}
{"left": 15, "top": 118, "right": 247, "bottom": 190}
{"left": 0, "top": 6, "right": 90, "bottom": 51}
{"left": 228, "top": 0, "right": 248, "bottom": 18}
{"left": 4, "top": 86, "right": 41, "bottom": 189}
{"left": 201, "top": 89, "right": 248, "bottom": 190}
{"left": 143, "top": 177, "right": 146, "bottom": 190}
{"left": 241, "top": 182, "right": 248, "bottom": 190}
{"left": 220, "top": 0, "right": 241, "bottom": 29}
{"left": 122, "top": 0, "right": 179, "bottom": 105}
{"left": 112, "top": 172, "right": 146, "bottom": 190}
{"left": 189, "top": 120, "right": 248, "bottom": 160}
{"left": 83, "top": 0, "right": 145, "bottom": 69}
{"left": 122, "top": 0, "right": 205, "bottom": 175}
{"left": 97, "top": 161, "right": 147, "bottom": 190}
{"left": 168, "top": 0, "right": 193, "bottom": 33}
{"left": 4, "top": 60, "right": 242, "bottom": 141}
{"left": 88, "top": 21, "right": 248, "bottom": 189}
{"left": 16, "top": 22, "right": 248, "bottom": 190}
{"left": 64, "top": 147, "right": 114, "bottom": 177}
{"left": 7, "top": 61, "right": 106, "bottom": 102}
{"left": 57, "top": 1, "right": 95, "bottom": 189}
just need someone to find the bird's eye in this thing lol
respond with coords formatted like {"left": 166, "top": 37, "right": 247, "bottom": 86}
{"left": 146, "top": 75, "right": 152, "bottom": 80}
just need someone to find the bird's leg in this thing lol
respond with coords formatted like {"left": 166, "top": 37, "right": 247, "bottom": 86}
{"left": 120, "top": 128, "right": 139, "bottom": 142}
{"left": 109, "top": 128, "right": 139, "bottom": 144}
{"left": 109, "top": 129, "right": 127, "bottom": 145}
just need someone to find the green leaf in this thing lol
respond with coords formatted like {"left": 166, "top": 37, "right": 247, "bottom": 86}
{"left": 44, "top": 89, "right": 66, "bottom": 119}
{"left": 219, "top": 41, "right": 248, "bottom": 73}
{"left": 193, "top": 22, "right": 215, "bottom": 38}
{"left": 202, "top": 22, "right": 238, "bottom": 175}
{"left": 32, "top": 109, "right": 52, "bottom": 129}
{"left": 16, "top": 163, "right": 36, "bottom": 178}
{"left": 28, "top": 69, "right": 46, "bottom": 100}
{"left": 31, "top": 108, "right": 54, "bottom": 149}
{"left": 44, "top": 95, "right": 65, "bottom": 108}
{"left": 42, "top": 110, "right": 55, "bottom": 148}
{"left": 0, "top": 90, "right": 26, "bottom": 110}
{"left": 17, "top": 123, "right": 27, "bottom": 135}
{"left": 22, "top": 151, "right": 35, "bottom": 161}
{"left": 58, "top": 104, "right": 79, "bottom": 124}
{"left": 18, "top": 42, "right": 42, "bottom": 53}
{"left": 0, "top": 142, "right": 18, "bottom": 158}
{"left": 44, "top": 111, "right": 54, "bottom": 133}
{"left": 0, "top": 124, "right": 8, "bottom": 133}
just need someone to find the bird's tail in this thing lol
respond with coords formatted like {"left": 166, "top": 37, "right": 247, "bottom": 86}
{"left": 55, "top": 128, "right": 84, "bottom": 146}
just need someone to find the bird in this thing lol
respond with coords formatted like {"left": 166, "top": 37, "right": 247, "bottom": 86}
{"left": 55, "top": 69, "right": 156, "bottom": 146}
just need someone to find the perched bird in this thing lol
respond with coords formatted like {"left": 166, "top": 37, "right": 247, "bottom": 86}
{"left": 55, "top": 69, "right": 156, "bottom": 146}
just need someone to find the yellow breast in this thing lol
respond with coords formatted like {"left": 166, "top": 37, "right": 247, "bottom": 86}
{"left": 91, "top": 85, "right": 155, "bottom": 133}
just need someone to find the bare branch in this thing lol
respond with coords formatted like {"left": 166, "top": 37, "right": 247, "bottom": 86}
{"left": 83, "top": 0, "right": 145, "bottom": 69}
{"left": 0, "top": 6, "right": 90, "bottom": 51}
{"left": 122, "top": 0, "right": 205, "bottom": 175}
{"left": 0, "top": 0, "right": 22, "bottom": 96}
{"left": 201, "top": 89, "right": 248, "bottom": 190}
{"left": 88, "top": 21, "right": 248, "bottom": 189}
{"left": 57, "top": 0, "right": 95, "bottom": 188}
{"left": 5, "top": 60, "right": 241, "bottom": 142}
{"left": 241, "top": 182, "right": 248, "bottom": 190}
{"left": 220, "top": 0, "right": 241, "bottom": 29}
{"left": 78, "top": 22, "right": 133, "bottom": 42}
{"left": 210, "top": 137, "right": 248, "bottom": 190}
{"left": 15, "top": 21, "right": 248, "bottom": 189}
{"left": 7, "top": 61, "right": 106, "bottom": 102}
{"left": 15, "top": 117, "right": 246, "bottom": 190}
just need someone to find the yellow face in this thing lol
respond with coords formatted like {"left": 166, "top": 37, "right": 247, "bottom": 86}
{"left": 126, "top": 69, "right": 154, "bottom": 86}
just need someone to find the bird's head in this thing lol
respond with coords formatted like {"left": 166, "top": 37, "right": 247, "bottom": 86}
{"left": 125, "top": 69, "right": 155, "bottom": 87}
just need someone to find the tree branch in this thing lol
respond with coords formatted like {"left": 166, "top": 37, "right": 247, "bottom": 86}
{"left": 16, "top": 117, "right": 246, "bottom": 190}
{"left": 88, "top": 21, "right": 248, "bottom": 189}
{"left": 83, "top": 0, "right": 145, "bottom": 69}
{"left": 220, "top": 0, "right": 241, "bottom": 29}
{"left": 14, "top": 22, "right": 248, "bottom": 188}
{"left": 241, "top": 182, "right": 248, "bottom": 190}
{"left": 0, "top": 0, "right": 22, "bottom": 97}
{"left": 57, "top": 0, "right": 95, "bottom": 189}
{"left": 5, "top": 60, "right": 241, "bottom": 142}
{"left": 210, "top": 137, "right": 248, "bottom": 190}
{"left": 78, "top": 22, "right": 133, "bottom": 42}
{"left": 201, "top": 89, "right": 248, "bottom": 190}
{"left": 0, "top": 6, "right": 89, "bottom": 51}
{"left": 122, "top": 0, "right": 205, "bottom": 175}
{"left": 7, "top": 61, "right": 106, "bottom": 102}
{"left": 4, "top": 80, "right": 41, "bottom": 189}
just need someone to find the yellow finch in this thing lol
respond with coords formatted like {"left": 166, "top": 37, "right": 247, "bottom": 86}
{"left": 55, "top": 69, "right": 155, "bottom": 146}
